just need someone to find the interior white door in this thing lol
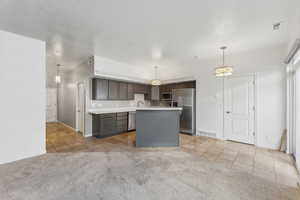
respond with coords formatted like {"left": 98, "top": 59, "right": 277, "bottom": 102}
{"left": 46, "top": 88, "right": 57, "bottom": 122}
{"left": 224, "top": 76, "right": 255, "bottom": 144}
{"left": 76, "top": 83, "right": 85, "bottom": 134}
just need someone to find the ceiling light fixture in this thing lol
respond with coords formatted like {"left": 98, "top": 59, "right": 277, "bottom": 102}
{"left": 55, "top": 64, "right": 61, "bottom": 84}
{"left": 151, "top": 66, "right": 161, "bottom": 86}
{"left": 214, "top": 46, "right": 233, "bottom": 77}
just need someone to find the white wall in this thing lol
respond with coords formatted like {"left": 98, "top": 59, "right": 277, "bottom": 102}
{"left": 287, "top": 0, "right": 300, "bottom": 52}
{"left": 196, "top": 76, "right": 223, "bottom": 138}
{"left": 196, "top": 69, "right": 286, "bottom": 149}
{"left": 195, "top": 46, "right": 286, "bottom": 149}
{"left": 93, "top": 56, "right": 152, "bottom": 83}
{"left": 0, "top": 30, "right": 46, "bottom": 164}
{"left": 256, "top": 69, "right": 286, "bottom": 149}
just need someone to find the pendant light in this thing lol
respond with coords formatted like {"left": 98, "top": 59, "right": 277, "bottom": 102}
{"left": 151, "top": 66, "right": 161, "bottom": 86}
{"left": 55, "top": 64, "right": 61, "bottom": 83}
{"left": 214, "top": 46, "right": 233, "bottom": 77}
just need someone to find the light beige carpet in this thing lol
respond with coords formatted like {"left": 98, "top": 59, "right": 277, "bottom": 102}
{"left": 0, "top": 151, "right": 299, "bottom": 200}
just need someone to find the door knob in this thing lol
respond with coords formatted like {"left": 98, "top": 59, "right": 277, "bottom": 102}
{"left": 226, "top": 111, "right": 231, "bottom": 114}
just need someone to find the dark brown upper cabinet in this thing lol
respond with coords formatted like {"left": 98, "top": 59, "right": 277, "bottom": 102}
{"left": 144, "top": 85, "right": 152, "bottom": 100}
{"left": 159, "top": 81, "right": 196, "bottom": 100}
{"left": 108, "top": 80, "right": 120, "bottom": 100}
{"left": 92, "top": 79, "right": 109, "bottom": 100}
{"left": 174, "top": 81, "right": 196, "bottom": 89}
{"left": 119, "top": 82, "right": 128, "bottom": 100}
{"left": 133, "top": 84, "right": 145, "bottom": 94}
{"left": 127, "top": 83, "right": 134, "bottom": 100}
{"left": 159, "top": 84, "right": 172, "bottom": 93}
{"left": 134, "top": 83, "right": 151, "bottom": 94}
{"left": 92, "top": 78, "right": 165, "bottom": 101}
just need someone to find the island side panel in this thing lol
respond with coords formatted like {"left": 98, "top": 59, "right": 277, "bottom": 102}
{"left": 136, "top": 110, "right": 180, "bottom": 147}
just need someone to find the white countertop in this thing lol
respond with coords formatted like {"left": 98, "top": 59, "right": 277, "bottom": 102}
{"left": 88, "top": 107, "right": 137, "bottom": 114}
{"left": 88, "top": 107, "right": 182, "bottom": 114}
{"left": 136, "top": 107, "right": 182, "bottom": 111}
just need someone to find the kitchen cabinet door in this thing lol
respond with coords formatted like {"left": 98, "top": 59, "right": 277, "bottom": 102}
{"left": 127, "top": 83, "right": 134, "bottom": 100}
{"left": 92, "top": 115, "right": 101, "bottom": 136}
{"left": 100, "top": 117, "right": 117, "bottom": 136}
{"left": 174, "top": 81, "right": 196, "bottom": 89}
{"left": 134, "top": 84, "right": 146, "bottom": 94}
{"left": 99, "top": 113, "right": 117, "bottom": 136}
{"left": 92, "top": 79, "right": 108, "bottom": 100}
{"left": 159, "top": 85, "right": 165, "bottom": 93}
{"left": 160, "top": 84, "right": 172, "bottom": 93}
{"left": 119, "top": 82, "right": 128, "bottom": 100}
{"left": 133, "top": 84, "right": 141, "bottom": 93}
{"left": 116, "top": 112, "right": 128, "bottom": 133}
{"left": 108, "top": 80, "right": 120, "bottom": 100}
{"left": 144, "top": 85, "right": 152, "bottom": 100}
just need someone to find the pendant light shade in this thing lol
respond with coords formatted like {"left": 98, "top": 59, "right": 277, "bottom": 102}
{"left": 215, "top": 66, "right": 233, "bottom": 77}
{"left": 151, "top": 66, "right": 161, "bottom": 85}
{"left": 151, "top": 79, "right": 161, "bottom": 86}
{"left": 214, "top": 46, "right": 233, "bottom": 77}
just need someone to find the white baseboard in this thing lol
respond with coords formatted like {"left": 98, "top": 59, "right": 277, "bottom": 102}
{"left": 197, "top": 130, "right": 217, "bottom": 138}
{"left": 57, "top": 121, "right": 92, "bottom": 137}
{"left": 0, "top": 150, "right": 46, "bottom": 165}
{"left": 84, "top": 133, "right": 92, "bottom": 137}
{"left": 58, "top": 121, "right": 76, "bottom": 131}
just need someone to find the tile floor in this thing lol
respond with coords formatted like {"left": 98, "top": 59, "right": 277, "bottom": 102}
{"left": 45, "top": 122, "right": 300, "bottom": 199}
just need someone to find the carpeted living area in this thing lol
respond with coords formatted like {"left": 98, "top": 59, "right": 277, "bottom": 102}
{"left": 0, "top": 150, "right": 299, "bottom": 200}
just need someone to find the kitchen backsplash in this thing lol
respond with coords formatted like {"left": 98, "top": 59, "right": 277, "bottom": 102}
{"left": 90, "top": 94, "right": 151, "bottom": 108}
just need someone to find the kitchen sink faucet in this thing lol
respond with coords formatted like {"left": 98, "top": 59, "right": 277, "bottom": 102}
{"left": 137, "top": 100, "right": 145, "bottom": 107}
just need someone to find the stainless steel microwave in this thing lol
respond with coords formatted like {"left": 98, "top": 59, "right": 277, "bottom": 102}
{"left": 161, "top": 92, "right": 172, "bottom": 100}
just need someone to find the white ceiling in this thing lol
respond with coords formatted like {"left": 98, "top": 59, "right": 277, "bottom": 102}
{"left": 0, "top": 0, "right": 296, "bottom": 86}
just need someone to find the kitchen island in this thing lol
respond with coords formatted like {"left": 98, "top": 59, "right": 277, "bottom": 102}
{"left": 135, "top": 107, "right": 182, "bottom": 147}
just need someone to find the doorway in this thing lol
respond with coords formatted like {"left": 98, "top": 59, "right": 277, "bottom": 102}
{"left": 76, "top": 82, "right": 85, "bottom": 135}
{"left": 223, "top": 75, "right": 255, "bottom": 144}
{"left": 46, "top": 88, "right": 57, "bottom": 122}
{"left": 287, "top": 59, "right": 300, "bottom": 168}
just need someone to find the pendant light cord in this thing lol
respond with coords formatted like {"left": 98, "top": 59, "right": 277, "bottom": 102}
{"left": 220, "top": 46, "right": 226, "bottom": 66}
{"left": 56, "top": 64, "right": 60, "bottom": 76}
{"left": 222, "top": 49, "right": 225, "bottom": 66}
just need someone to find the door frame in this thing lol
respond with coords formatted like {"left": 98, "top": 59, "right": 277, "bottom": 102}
{"left": 286, "top": 63, "right": 296, "bottom": 155}
{"left": 222, "top": 74, "right": 257, "bottom": 145}
{"left": 76, "top": 82, "right": 86, "bottom": 135}
{"left": 287, "top": 57, "right": 300, "bottom": 168}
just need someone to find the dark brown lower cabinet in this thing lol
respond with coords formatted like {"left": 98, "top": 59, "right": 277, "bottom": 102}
{"left": 92, "top": 112, "right": 128, "bottom": 138}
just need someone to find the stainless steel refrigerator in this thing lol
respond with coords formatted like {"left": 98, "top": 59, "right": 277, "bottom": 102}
{"left": 172, "top": 88, "right": 195, "bottom": 135}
